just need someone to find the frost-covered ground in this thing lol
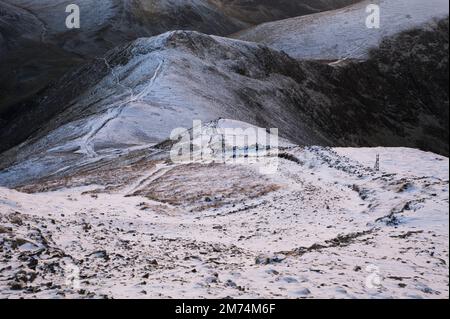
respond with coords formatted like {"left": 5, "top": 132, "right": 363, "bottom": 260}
{"left": 0, "top": 146, "right": 448, "bottom": 299}
{"left": 0, "top": 0, "right": 448, "bottom": 300}
{"left": 235, "top": 0, "right": 449, "bottom": 59}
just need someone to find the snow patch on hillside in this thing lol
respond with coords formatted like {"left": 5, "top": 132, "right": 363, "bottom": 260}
{"left": 236, "top": 0, "right": 449, "bottom": 59}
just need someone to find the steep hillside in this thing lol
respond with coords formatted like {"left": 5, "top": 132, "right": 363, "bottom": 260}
{"left": 0, "top": 19, "right": 448, "bottom": 187}
{"left": 207, "top": 0, "right": 360, "bottom": 25}
{"left": 235, "top": 0, "right": 449, "bottom": 60}
{"left": 0, "top": 1, "right": 82, "bottom": 117}
{"left": 0, "top": 0, "right": 358, "bottom": 116}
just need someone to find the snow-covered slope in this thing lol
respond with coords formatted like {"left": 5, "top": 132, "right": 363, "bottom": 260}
{"left": 1, "top": 19, "right": 448, "bottom": 187}
{"left": 0, "top": 0, "right": 358, "bottom": 116}
{"left": 0, "top": 31, "right": 332, "bottom": 187}
{"left": 235, "top": 0, "right": 449, "bottom": 60}
{"left": 0, "top": 146, "right": 448, "bottom": 298}
{"left": 3, "top": 0, "right": 360, "bottom": 49}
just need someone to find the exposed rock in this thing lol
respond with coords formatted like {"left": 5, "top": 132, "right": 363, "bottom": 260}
{"left": 255, "top": 254, "right": 286, "bottom": 265}
{"left": 295, "top": 288, "right": 312, "bottom": 296}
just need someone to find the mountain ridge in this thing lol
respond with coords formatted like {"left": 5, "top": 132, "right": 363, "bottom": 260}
{"left": 235, "top": 0, "right": 449, "bottom": 60}
{"left": 0, "top": 18, "right": 448, "bottom": 188}
{"left": 0, "top": 0, "right": 360, "bottom": 116}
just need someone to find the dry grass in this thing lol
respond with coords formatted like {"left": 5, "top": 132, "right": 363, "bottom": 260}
{"left": 133, "top": 162, "right": 281, "bottom": 212}
{"left": 17, "top": 159, "right": 159, "bottom": 194}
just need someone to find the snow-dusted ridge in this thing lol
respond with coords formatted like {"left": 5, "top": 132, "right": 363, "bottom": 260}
{"left": 235, "top": 0, "right": 449, "bottom": 59}
{"left": 0, "top": 0, "right": 359, "bottom": 116}
{"left": 1, "top": 18, "right": 448, "bottom": 188}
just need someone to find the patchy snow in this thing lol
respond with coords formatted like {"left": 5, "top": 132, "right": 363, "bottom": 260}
{"left": 235, "top": 0, "right": 449, "bottom": 60}
{"left": 1, "top": 146, "right": 448, "bottom": 298}
{"left": 335, "top": 147, "right": 449, "bottom": 180}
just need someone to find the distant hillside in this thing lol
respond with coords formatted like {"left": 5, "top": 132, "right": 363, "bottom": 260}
{"left": 235, "top": 0, "right": 449, "bottom": 59}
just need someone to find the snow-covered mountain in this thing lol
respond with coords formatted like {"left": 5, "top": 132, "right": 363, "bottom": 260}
{"left": 235, "top": 0, "right": 449, "bottom": 59}
{"left": 1, "top": 17, "right": 448, "bottom": 188}
{"left": 0, "top": 1, "right": 448, "bottom": 300}
{"left": 0, "top": 0, "right": 358, "bottom": 116}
